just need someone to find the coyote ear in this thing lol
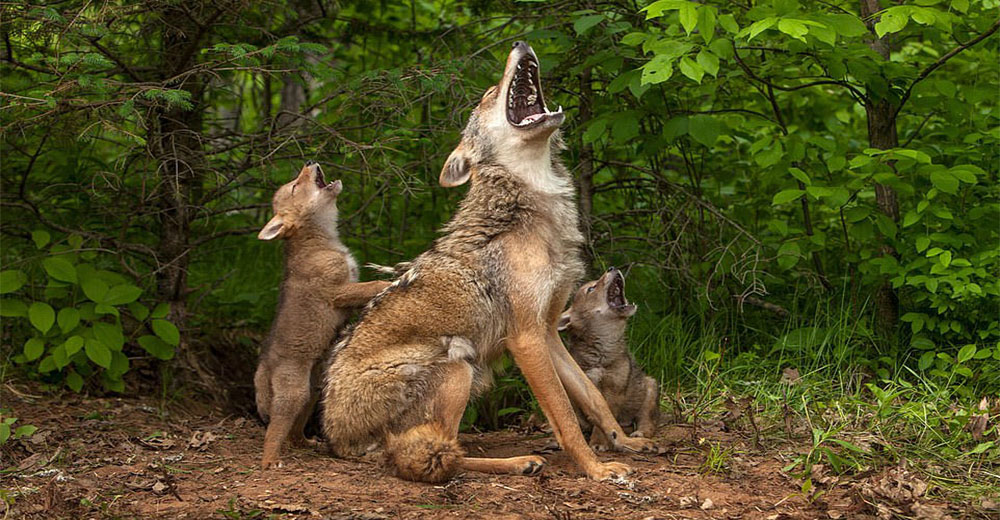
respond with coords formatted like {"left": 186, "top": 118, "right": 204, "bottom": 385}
{"left": 258, "top": 215, "right": 286, "bottom": 240}
{"left": 439, "top": 145, "right": 471, "bottom": 187}
{"left": 556, "top": 311, "right": 572, "bottom": 332}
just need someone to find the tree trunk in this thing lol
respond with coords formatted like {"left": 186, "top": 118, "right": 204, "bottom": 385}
{"left": 576, "top": 66, "right": 596, "bottom": 273}
{"left": 860, "top": 0, "right": 901, "bottom": 338}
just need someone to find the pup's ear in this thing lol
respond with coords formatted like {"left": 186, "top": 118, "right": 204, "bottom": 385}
{"left": 330, "top": 179, "right": 343, "bottom": 196}
{"left": 439, "top": 144, "right": 471, "bottom": 187}
{"left": 556, "top": 310, "right": 572, "bottom": 332}
{"left": 258, "top": 215, "right": 286, "bottom": 240}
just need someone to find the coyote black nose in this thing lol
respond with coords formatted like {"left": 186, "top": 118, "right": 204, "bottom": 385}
{"left": 305, "top": 160, "right": 317, "bottom": 166}
{"left": 607, "top": 266, "right": 617, "bottom": 272}
{"left": 512, "top": 41, "right": 525, "bottom": 49}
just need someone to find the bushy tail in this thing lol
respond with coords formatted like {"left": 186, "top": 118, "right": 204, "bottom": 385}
{"left": 384, "top": 424, "right": 464, "bottom": 483}
{"left": 254, "top": 363, "right": 272, "bottom": 423}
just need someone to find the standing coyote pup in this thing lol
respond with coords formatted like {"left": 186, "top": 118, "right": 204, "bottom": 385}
{"left": 255, "top": 161, "right": 389, "bottom": 469}
{"left": 558, "top": 267, "right": 660, "bottom": 449}
{"left": 322, "top": 41, "right": 655, "bottom": 483}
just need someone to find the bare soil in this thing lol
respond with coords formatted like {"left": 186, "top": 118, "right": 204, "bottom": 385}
{"left": 2, "top": 387, "right": 986, "bottom": 519}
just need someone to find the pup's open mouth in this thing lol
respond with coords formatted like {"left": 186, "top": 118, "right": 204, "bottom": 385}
{"left": 606, "top": 273, "right": 628, "bottom": 309}
{"left": 311, "top": 164, "right": 338, "bottom": 191}
{"left": 506, "top": 52, "right": 563, "bottom": 129}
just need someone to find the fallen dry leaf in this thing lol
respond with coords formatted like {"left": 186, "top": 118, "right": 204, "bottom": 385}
{"left": 700, "top": 498, "right": 715, "bottom": 510}
{"left": 187, "top": 430, "right": 217, "bottom": 450}
{"left": 966, "top": 397, "right": 990, "bottom": 441}
{"left": 780, "top": 367, "right": 801, "bottom": 385}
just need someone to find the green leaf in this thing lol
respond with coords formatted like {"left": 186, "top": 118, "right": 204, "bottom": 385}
{"left": 128, "top": 302, "right": 150, "bottom": 322}
{"left": 152, "top": 319, "right": 180, "bottom": 346}
{"left": 777, "top": 19, "right": 809, "bottom": 41}
{"left": 80, "top": 276, "right": 109, "bottom": 303}
{"left": 697, "top": 6, "right": 716, "bottom": 43}
{"left": 772, "top": 189, "right": 804, "bottom": 205}
{"left": 574, "top": 14, "right": 604, "bottom": 35}
{"left": 679, "top": 3, "right": 698, "bottom": 35}
{"left": 138, "top": 335, "right": 175, "bottom": 360}
{"left": 745, "top": 17, "right": 777, "bottom": 41}
{"left": 66, "top": 371, "right": 84, "bottom": 392}
{"left": 957, "top": 344, "right": 977, "bottom": 363}
{"left": 845, "top": 207, "right": 870, "bottom": 223}
{"left": 0, "top": 423, "right": 9, "bottom": 444}
{"left": 0, "top": 298, "right": 28, "bottom": 317}
{"left": 58, "top": 307, "right": 80, "bottom": 334}
{"left": 42, "top": 257, "right": 77, "bottom": 283}
{"left": 24, "top": 338, "right": 45, "bottom": 361}
{"left": 718, "top": 14, "right": 739, "bottom": 34}
{"left": 151, "top": 303, "right": 170, "bottom": 319}
{"left": 52, "top": 344, "right": 69, "bottom": 369}
{"left": 32, "top": 230, "right": 51, "bottom": 249}
{"left": 85, "top": 339, "right": 112, "bottom": 369}
{"left": 64, "top": 335, "right": 84, "bottom": 356}
{"left": 788, "top": 167, "right": 811, "bottom": 185}
{"left": 93, "top": 322, "right": 125, "bottom": 351}
{"left": 696, "top": 49, "right": 720, "bottom": 77}
{"left": 0, "top": 270, "right": 27, "bottom": 294}
{"left": 103, "top": 284, "right": 142, "bottom": 305}
{"left": 825, "top": 14, "right": 867, "bottom": 37}
{"left": 679, "top": 56, "right": 704, "bottom": 83}
{"left": 28, "top": 302, "right": 55, "bottom": 333}
{"left": 875, "top": 8, "right": 909, "bottom": 38}
{"left": 918, "top": 351, "right": 935, "bottom": 371}
{"left": 688, "top": 115, "right": 720, "bottom": 146}
{"left": 902, "top": 210, "right": 920, "bottom": 228}
{"left": 642, "top": 0, "right": 688, "bottom": 19}
{"left": 641, "top": 55, "right": 674, "bottom": 85}
{"left": 915, "top": 236, "right": 930, "bottom": 252}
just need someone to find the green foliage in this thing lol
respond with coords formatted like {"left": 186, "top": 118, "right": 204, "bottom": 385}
{"left": 2, "top": 232, "right": 177, "bottom": 393}
{"left": 0, "top": 413, "right": 37, "bottom": 446}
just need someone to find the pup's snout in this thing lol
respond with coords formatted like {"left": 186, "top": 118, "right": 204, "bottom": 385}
{"left": 304, "top": 160, "right": 317, "bottom": 167}
{"left": 512, "top": 40, "right": 525, "bottom": 49}
{"left": 607, "top": 266, "right": 617, "bottom": 273}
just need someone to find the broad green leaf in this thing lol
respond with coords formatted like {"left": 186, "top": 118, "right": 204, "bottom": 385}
{"left": 128, "top": 302, "right": 150, "bottom": 322}
{"left": 24, "top": 338, "right": 44, "bottom": 361}
{"left": 0, "top": 270, "right": 27, "bottom": 294}
{"left": 28, "top": 302, "right": 55, "bottom": 333}
{"left": 745, "top": 17, "right": 777, "bottom": 41}
{"left": 902, "top": 210, "right": 920, "bottom": 227}
{"left": 718, "top": 14, "right": 739, "bottom": 34}
{"left": 697, "top": 6, "right": 716, "bottom": 43}
{"left": 80, "top": 276, "right": 109, "bottom": 303}
{"left": 151, "top": 303, "right": 170, "bottom": 319}
{"left": 875, "top": 8, "right": 909, "bottom": 38}
{"left": 103, "top": 284, "right": 142, "bottom": 305}
{"left": 64, "top": 335, "right": 84, "bottom": 356}
{"left": 58, "top": 307, "right": 80, "bottom": 333}
{"left": 772, "top": 189, "right": 804, "bottom": 205}
{"left": 957, "top": 344, "right": 977, "bottom": 363}
{"left": 152, "top": 319, "right": 180, "bottom": 346}
{"left": 42, "top": 257, "right": 77, "bottom": 284}
{"left": 573, "top": 14, "right": 604, "bottom": 35}
{"left": 52, "top": 344, "right": 69, "bottom": 369}
{"left": 642, "top": 0, "right": 688, "bottom": 19}
{"left": 918, "top": 351, "right": 935, "bottom": 371}
{"left": 66, "top": 371, "right": 84, "bottom": 392}
{"left": 138, "top": 335, "right": 175, "bottom": 360}
{"left": 777, "top": 19, "right": 809, "bottom": 41}
{"left": 824, "top": 14, "right": 868, "bottom": 37}
{"left": 679, "top": 3, "right": 698, "bottom": 35}
{"left": 0, "top": 298, "right": 28, "bottom": 317}
{"left": 915, "top": 236, "right": 930, "bottom": 252}
{"left": 93, "top": 322, "right": 125, "bottom": 351}
{"left": 788, "top": 167, "right": 811, "bottom": 185}
{"left": 930, "top": 170, "right": 957, "bottom": 194}
{"left": 32, "top": 230, "right": 51, "bottom": 249}
{"left": 641, "top": 55, "right": 674, "bottom": 85}
{"left": 696, "top": 49, "right": 719, "bottom": 77}
{"left": 85, "top": 339, "right": 112, "bottom": 368}
{"left": 688, "top": 115, "right": 720, "bottom": 146}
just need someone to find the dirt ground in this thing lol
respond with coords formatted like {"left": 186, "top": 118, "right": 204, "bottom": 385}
{"left": 2, "top": 386, "right": 989, "bottom": 519}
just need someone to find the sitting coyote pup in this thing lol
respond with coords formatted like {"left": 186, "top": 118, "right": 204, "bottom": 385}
{"left": 255, "top": 161, "right": 389, "bottom": 469}
{"left": 558, "top": 267, "right": 660, "bottom": 449}
{"left": 322, "top": 41, "right": 654, "bottom": 483}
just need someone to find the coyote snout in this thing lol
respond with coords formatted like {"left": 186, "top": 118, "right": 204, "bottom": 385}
{"left": 559, "top": 268, "right": 660, "bottom": 449}
{"left": 254, "top": 161, "right": 390, "bottom": 469}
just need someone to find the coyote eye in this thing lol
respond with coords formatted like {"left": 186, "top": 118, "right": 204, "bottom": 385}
{"left": 586, "top": 286, "right": 595, "bottom": 294}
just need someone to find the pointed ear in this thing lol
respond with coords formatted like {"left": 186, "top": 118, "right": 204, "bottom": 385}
{"left": 258, "top": 215, "right": 286, "bottom": 240}
{"left": 330, "top": 179, "right": 343, "bottom": 196}
{"left": 557, "top": 310, "right": 572, "bottom": 332}
{"left": 439, "top": 144, "right": 471, "bottom": 187}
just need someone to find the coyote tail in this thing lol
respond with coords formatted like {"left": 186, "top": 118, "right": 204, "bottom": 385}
{"left": 254, "top": 363, "right": 272, "bottom": 423}
{"left": 384, "top": 423, "right": 464, "bottom": 483}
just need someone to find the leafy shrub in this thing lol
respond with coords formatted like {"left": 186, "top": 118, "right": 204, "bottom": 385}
{"left": 1, "top": 232, "right": 178, "bottom": 392}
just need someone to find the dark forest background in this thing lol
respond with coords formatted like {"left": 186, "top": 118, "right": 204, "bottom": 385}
{"left": 1, "top": 0, "right": 997, "bottom": 475}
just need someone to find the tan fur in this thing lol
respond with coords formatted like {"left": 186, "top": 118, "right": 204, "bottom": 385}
{"left": 559, "top": 269, "right": 660, "bottom": 449}
{"left": 255, "top": 162, "right": 390, "bottom": 469}
{"left": 321, "top": 42, "right": 654, "bottom": 482}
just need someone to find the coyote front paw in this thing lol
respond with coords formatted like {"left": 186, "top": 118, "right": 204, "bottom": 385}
{"left": 614, "top": 435, "right": 657, "bottom": 453}
{"left": 260, "top": 456, "right": 283, "bottom": 469}
{"left": 587, "top": 461, "right": 634, "bottom": 481}
{"left": 516, "top": 455, "right": 547, "bottom": 476}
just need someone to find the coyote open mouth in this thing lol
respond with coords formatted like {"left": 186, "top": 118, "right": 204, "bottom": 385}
{"left": 310, "top": 163, "right": 338, "bottom": 191}
{"left": 606, "top": 272, "right": 628, "bottom": 309}
{"left": 506, "top": 50, "right": 562, "bottom": 129}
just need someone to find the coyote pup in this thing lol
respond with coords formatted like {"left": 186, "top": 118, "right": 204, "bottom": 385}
{"left": 255, "top": 161, "right": 389, "bottom": 468}
{"left": 321, "top": 42, "right": 654, "bottom": 484}
{"left": 558, "top": 267, "right": 660, "bottom": 449}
